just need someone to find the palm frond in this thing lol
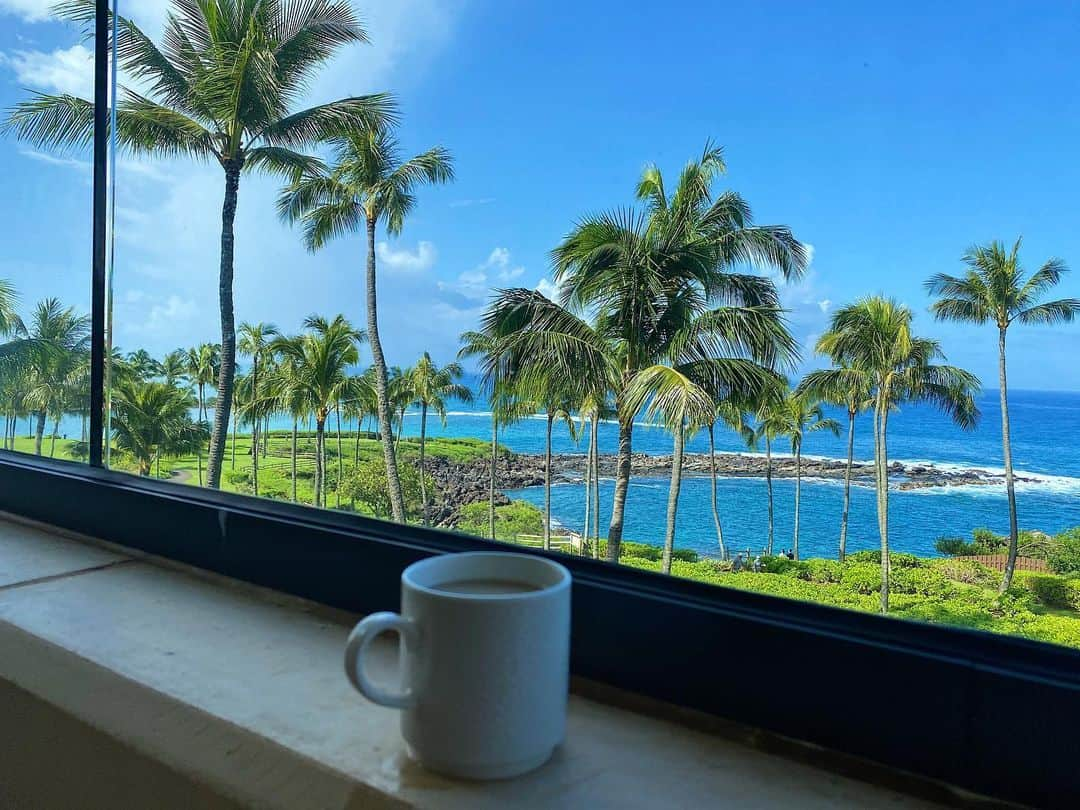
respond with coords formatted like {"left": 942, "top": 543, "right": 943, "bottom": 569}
{"left": 258, "top": 95, "right": 397, "bottom": 147}
{"left": 246, "top": 145, "right": 323, "bottom": 177}
{"left": 301, "top": 197, "right": 364, "bottom": 251}
{"left": 1015, "top": 299, "right": 1080, "bottom": 326}
{"left": 120, "top": 88, "right": 217, "bottom": 157}
{"left": 4, "top": 93, "right": 94, "bottom": 152}
{"left": 1016, "top": 257, "right": 1068, "bottom": 309}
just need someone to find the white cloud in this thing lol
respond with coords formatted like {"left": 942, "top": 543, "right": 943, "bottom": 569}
{"left": 536, "top": 278, "right": 561, "bottom": 301}
{"left": 449, "top": 197, "right": 495, "bottom": 209}
{"left": 817, "top": 298, "right": 831, "bottom": 313}
{"left": 18, "top": 148, "right": 86, "bottom": 171}
{"left": 0, "top": 44, "right": 93, "bottom": 97}
{"left": 126, "top": 294, "right": 198, "bottom": 339}
{"left": 376, "top": 240, "right": 437, "bottom": 272}
{"left": 803, "top": 242, "right": 816, "bottom": 268}
{"left": 0, "top": 0, "right": 53, "bottom": 22}
{"left": 0, "top": 0, "right": 171, "bottom": 33}
{"left": 483, "top": 247, "right": 524, "bottom": 284}
{"left": 438, "top": 247, "right": 525, "bottom": 308}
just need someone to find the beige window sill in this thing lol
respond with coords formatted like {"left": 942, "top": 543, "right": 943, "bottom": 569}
{"left": 0, "top": 514, "right": 948, "bottom": 809}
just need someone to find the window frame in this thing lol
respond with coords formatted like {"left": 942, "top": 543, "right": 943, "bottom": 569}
{"left": 0, "top": 4, "right": 1075, "bottom": 806}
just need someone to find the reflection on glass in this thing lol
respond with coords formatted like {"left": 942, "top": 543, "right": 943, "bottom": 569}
{"left": 5, "top": 1, "right": 1080, "bottom": 649}
{"left": 0, "top": 5, "right": 93, "bottom": 463}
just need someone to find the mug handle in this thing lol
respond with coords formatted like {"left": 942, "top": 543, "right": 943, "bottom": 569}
{"left": 344, "top": 612, "right": 419, "bottom": 709}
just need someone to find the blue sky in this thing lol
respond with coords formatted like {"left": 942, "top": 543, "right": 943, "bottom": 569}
{"left": 2, "top": 0, "right": 1080, "bottom": 389}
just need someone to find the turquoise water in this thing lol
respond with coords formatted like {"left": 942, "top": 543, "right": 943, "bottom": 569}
{"left": 45, "top": 385, "right": 1080, "bottom": 558}
{"left": 401, "top": 386, "right": 1080, "bottom": 558}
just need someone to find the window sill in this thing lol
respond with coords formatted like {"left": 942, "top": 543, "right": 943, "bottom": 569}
{"left": 0, "top": 514, "right": 956, "bottom": 809}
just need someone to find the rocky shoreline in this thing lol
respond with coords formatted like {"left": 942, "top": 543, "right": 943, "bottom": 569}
{"left": 423, "top": 451, "right": 1031, "bottom": 527}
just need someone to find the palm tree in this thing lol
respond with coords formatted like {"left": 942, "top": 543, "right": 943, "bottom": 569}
{"left": 278, "top": 124, "right": 453, "bottom": 522}
{"left": 388, "top": 365, "right": 414, "bottom": 445}
{"left": 0, "top": 280, "right": 19, "bottom": 336}
{"left": 580, "top": 391, "right": 614, "bottom": 559}
{"left": 751, "top": 385, "right": 788, "bottom": 556}
{"left": 409, "top": 353, "right": 472, "bottom": 526}
{"left": 239, "top": 322, "right": 280, "bottom": 491}
{"left": 458, "top": 330, "right": 541, "bottom": 541}
{"left": 927, "top": 239, "right": 1080, "bottom": 591}
{"left": 820, "top": 298, "right": 979, "bottom": 611}
{"left": 271, "top": 315, "right": 362, "bottom": 507}
{"left": 20, "top": 299, "right": 90, "bottom": 456}
{"left": 797, "top": 361, "right": 872, "bottom": 561}
{"left": 539, "top": 390, "right": 578, "bottom": 551}
{"left": 709, "top": 399, "right": 755, "bottom": 560}
{"left": 342, "top": 367, "right": 378, "bottom": 464}
{"left": 772, "top": 390, "right": 839, "bottom": 560}
{"left": 0, "top": 280, "right": 33, "bottom": 452}
{"left": 111, "top": 378, "right": 206, "bottom": 476}
{"left": 185, "top": 343, "right": 220, "bottom": 486}
{"left": 626, "top": 367, "right": 716, "bottom": 574}
{"left": 488, "top": 145, "right": 804, "bottom": 562}
{"left": 125, "top": 349, "right": 162, "bottom": 381}
{"left": 6, "top": 0, "right": 394, "bottom": 489}
{"left": 160, "top": 350, "right": 189, "bottom": 387}
{"left": 269, "top": 343, "right": 313, "bottom": 503}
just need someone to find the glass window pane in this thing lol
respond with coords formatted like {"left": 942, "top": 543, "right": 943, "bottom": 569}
{"left": 0, "top": 10, "right": 93, "bottom": 463}
{"left": 100, "top": 1, "right": 1080, "bottom": 650}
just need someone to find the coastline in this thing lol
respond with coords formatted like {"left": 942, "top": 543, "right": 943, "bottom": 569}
{"left": 422, "top": 449, "right": 1031, "bottom": 527}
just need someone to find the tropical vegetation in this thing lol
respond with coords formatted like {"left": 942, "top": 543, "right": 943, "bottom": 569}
{"left": 926, "top": 239, "right": 1080, "bottom": 591}
{"left": 2, "top": 0, "right": 1077, "bottom": 648}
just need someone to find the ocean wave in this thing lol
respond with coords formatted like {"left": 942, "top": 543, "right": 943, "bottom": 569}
{"left": 400, "top": 410, "right": 1080, "bottom": 493}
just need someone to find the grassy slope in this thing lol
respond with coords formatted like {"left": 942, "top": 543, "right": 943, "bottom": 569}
{"left": 10, "top": 432, "right": 488, "bottom": 514}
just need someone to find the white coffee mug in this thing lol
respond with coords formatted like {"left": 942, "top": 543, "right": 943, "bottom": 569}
{"left": 344, "top": 551, "right": 572, "bottom": 780}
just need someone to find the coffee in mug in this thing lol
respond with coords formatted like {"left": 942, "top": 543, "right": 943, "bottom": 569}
{"left": 344, "top": 552, "right": 572, "bottom": 780}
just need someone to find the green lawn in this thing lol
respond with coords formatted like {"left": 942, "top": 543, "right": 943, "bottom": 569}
{"left": 8, "top": 430, "right": 489, "bottom": 514}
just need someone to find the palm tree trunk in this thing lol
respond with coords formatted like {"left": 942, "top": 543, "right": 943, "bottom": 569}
{"left": 793, "top": 444, "right": 802, "bottom": 561}
{"left": 263, "top": 414, "right": 270, "bottom": 458}
{"left": 336, "top": 405, "right": 344, "bottom": 509}
{"left": 252, "top": 421, "right": 260, "bottom": 497}
{"left": 607, "top": 410, "right": 634, "bottom": 563}
{"left": 355, "top": 425, "right": 361, "bottom": 464}
{"left": 207, "top": 159, "right": 243, "bottom": 490}
{"left": 765, "top": 436, "right": 774, "bottom": 555}
{"left": 364, "top": 217, "right": 406, "bottom": 522}
{"left": 591, "top": 412, "right": 600, "bottom": 559}
{"left": 291, "top": 418, "right": 298, "bottom": 502}
{"left": 998, "top": 327, "right": 1020, "bottom": 592}
{"left": 50, "top": 417, "right": 59, "bottom": 458}
{"left": 662, "top": 426, "right": 685, "bottom": 575}
{"left": 583, "top": 420, "right": 591, "bottom": 557}
{"left": 708, "top": 423, "right": 726, "bottom": 559}
{"left": 33, "top": 410, "right": 45, "bottom": 456}
{"left": 81, "top": 413, "right": 87, "bottom": 444}
{"left": 874, "top": 401, "right": 891, "bottom": 613}
{"left": 490, "top": 417, "right": 497, "bottom": 540}
{"left": 196, "top": 388, "right": 204, "bottom": 486}
{"left": 419, "top": 401, "right": 429, "bottom": 526}
{"left": 231, "top": 406, "right": 237, "bottom": 469}
{"left": 314, "top": 416, "right": 325, "bottom": 508}
{"left": 840, "top": 409, "right": 855, "bottom": 562}
{"left": 544, "top": 411, "right": 554, "bottom": 551}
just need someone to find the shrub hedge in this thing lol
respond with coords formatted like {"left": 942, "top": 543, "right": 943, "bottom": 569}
{"left": 615, "top": 549, "right": 1080, "bottom": 649}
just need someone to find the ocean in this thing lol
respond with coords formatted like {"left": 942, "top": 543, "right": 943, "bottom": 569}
{"left": 397, "top": 386, "right": 1080, "bottom": 560}
{"left": 43, "top": 385, "right": 1080, "bottom": 559}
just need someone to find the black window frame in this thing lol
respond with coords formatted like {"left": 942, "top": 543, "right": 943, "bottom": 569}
{"left": 0, "top": 5, "right": 1076, "bottom": 806}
